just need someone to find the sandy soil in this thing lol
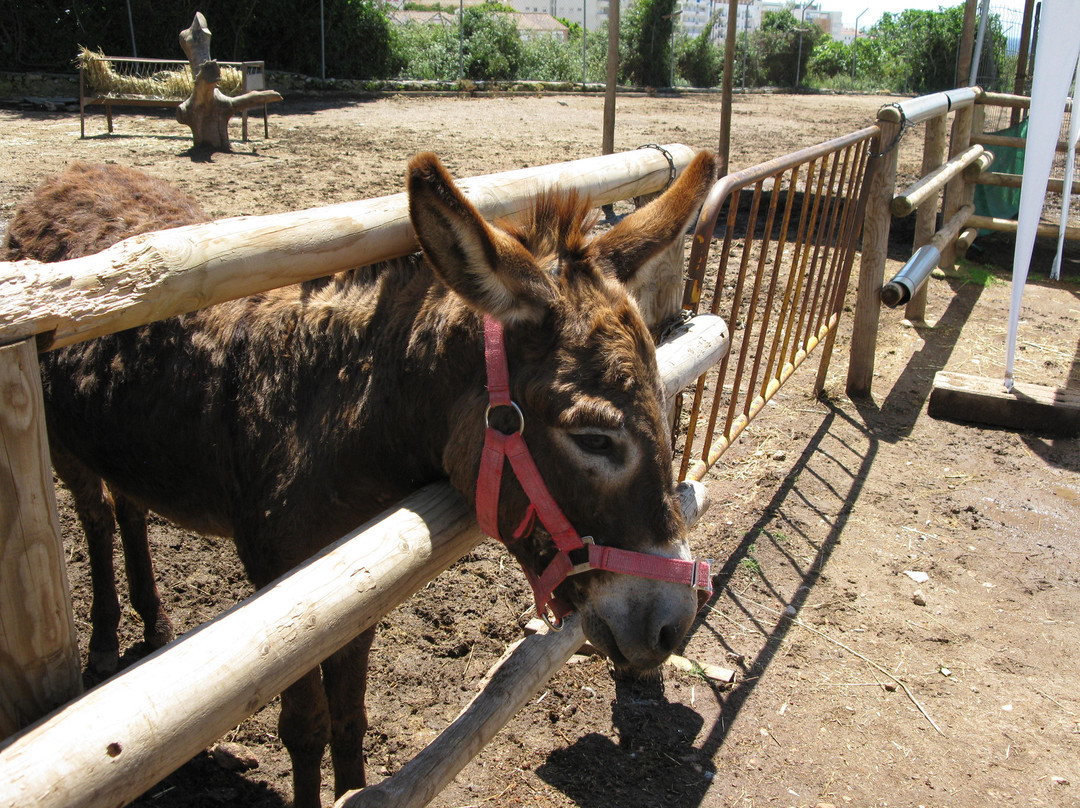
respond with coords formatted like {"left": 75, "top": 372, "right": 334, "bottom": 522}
{"left": 2, "top": 91, "right": 1079, "bottom": 808}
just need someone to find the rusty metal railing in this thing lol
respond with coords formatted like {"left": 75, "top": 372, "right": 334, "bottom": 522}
{"left": 676, "top": 126, "right": 879, "bottom": 482}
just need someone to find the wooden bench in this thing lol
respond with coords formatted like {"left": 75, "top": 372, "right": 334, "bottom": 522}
{"left": 78, "top": 54, "right": 271, "bottom": 141}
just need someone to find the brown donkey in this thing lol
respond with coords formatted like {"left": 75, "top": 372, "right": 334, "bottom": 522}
{"left": 4, "top": 151, "right": 716, "bottom": 807}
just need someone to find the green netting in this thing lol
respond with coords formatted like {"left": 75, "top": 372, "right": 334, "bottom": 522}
{"left": 973, "top": 117, "right": 1028, "bottom": 227}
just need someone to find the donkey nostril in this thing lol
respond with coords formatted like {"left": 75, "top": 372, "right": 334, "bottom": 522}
{"left": 656, "top": 620, "right": 682, "bottom": 656}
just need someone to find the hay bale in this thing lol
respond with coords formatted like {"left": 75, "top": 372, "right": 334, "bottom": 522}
{"left": 76, "top": 47, "right": 245, "bottom": 98}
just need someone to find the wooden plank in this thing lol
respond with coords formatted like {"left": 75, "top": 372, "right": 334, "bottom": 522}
{"left": 966, "top": 214, "right": 1080, "bottom": 241}
{"left": 0, "top": 340, "right": 82, "bottom": 739}
{"left": 928, "top": 371, "right": 1080, "bottom": 435}
{"left": 847, "top": 119, "right": 900, "bottom": 397}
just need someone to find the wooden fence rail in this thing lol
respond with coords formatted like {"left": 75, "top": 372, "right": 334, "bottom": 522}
{"left": 0, "top": 316, "right": 728, "bottom": 808}
{"left": 847, "top": 85, "right": 1079, "bottom": 397}
{"left": 0, "top": 145, "right": 696, "bottom": 351}
{"left": 0, "top": 146, "right": 727, "bottom": 808}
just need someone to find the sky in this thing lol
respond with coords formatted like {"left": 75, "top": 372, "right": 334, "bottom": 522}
{"left": 821, "top": 1, "right": 1028, "bottom": 30}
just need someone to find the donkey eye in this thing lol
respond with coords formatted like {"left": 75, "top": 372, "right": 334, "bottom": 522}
{"left": 572, "top": 433, "right": 614, "bottom": 455}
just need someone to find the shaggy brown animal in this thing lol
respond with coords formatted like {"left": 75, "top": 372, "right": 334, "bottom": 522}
{"left": 5, "top": 152, "right": 716, "bottom": 807}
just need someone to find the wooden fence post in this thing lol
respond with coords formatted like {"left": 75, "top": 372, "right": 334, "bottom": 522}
{"left": 0, "top": 339, "right": 81, "bottom": 739}
{"left": 846, "top": 116, "right": 901, "bottom": 398}
{"left": 905, "top": 113, "right": 948, "bottom": 325}
{"left": 938, "top": 103, "right": 976, "bottom": 272}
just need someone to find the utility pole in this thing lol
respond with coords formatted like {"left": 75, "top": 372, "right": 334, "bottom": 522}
{"left": 851, "top": 7, "right": 867, "bottom": 82}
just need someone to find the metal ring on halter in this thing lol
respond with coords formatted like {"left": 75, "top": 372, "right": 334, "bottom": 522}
{"left": 541, "top": 609, "right": 564, "bottom": 632}
{"left": 484, "top": 401, "right": 525, "bottom": 435}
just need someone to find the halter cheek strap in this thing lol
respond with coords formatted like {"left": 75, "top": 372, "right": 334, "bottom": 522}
{"left": 475, "top": 315, "right": 712, "bottom": 628}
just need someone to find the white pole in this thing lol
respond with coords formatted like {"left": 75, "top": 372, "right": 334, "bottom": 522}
{"left": 1051, "top": 55, "right": 1080, "bottom": 280}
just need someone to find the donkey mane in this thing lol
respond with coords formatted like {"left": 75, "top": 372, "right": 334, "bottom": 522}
{"left": 499, "top": 189, "right": 600, "bottom": 263}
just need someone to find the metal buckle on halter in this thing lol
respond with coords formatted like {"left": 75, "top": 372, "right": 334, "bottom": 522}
{"left": 566, "top": 535, "right": 594, "bottom": 575}
{"left": 691, "top": 558, "right": 714, "bottom": 591}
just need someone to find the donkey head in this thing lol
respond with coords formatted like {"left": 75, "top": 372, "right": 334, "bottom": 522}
{"left": 409, "top": 150, "right": 716, "bottom": 675}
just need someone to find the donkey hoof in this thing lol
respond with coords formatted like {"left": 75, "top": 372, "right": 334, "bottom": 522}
{"left": 87, "top": 649, "right": 120, "bottom": 677}
{"left": 145, "top": 616, "right": 177, "bottom": 650}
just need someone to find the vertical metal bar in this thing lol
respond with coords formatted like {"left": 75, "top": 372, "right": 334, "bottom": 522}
{"left": 719, "top": 180, "right": 766, "bottom": 439}
{"left": 760, "top": 164, "right": 804, "bottom": 397}
{"left": 743, "top": 172, "right": 789, "bottom": 414}
{"left": 786, "top": 156, "right": 830, "bottom": 369}
{"left": 774, "top": 158, "right": 820, "bottom": 384}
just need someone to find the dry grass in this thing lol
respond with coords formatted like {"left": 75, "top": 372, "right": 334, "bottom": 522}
{"left": 77, "top": 47, "right": 245, "bottom": 98}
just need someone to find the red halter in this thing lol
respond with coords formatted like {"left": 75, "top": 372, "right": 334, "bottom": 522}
{"left": 475, "top": 315, "right": 713, "bottom": 628}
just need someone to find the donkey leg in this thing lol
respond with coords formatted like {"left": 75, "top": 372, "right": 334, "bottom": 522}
{"left": 50, "top": 447, "right": 122, "bottom": 675}
{"left": 112, "top": 488, "right": 176, "bottom": 650}
{"left": 279, "top": 667, "right": 332, "bottom": 808}
{"left": 321, "top": 626, "right": 376, "bottom": 797}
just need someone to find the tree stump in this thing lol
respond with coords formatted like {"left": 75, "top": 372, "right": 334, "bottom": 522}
{"left": 176, "top": 12, "right": 282, "bottom": 152}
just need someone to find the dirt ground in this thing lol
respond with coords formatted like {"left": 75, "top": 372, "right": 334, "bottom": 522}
{"left": 2, "top": 91, "right": 1079, "bottom": 808}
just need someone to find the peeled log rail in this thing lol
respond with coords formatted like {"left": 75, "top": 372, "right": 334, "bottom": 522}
{"left": 337, "top": 480, "right": 710, "bottom": 808}
{"left": 0, "top": 313, "right": 729, "bottom": 808}
{"left": 0, "top": 483, "right": 483, "bottom": 808}
{"left": 970, "top": 170, "right": 1080, "bottom": 195}
{"left": 967, "top": 214, "right": 1080, "bottom": 241}
{"left": 971, "top": 132, "right": 1080, "bottom": 153}
{"left": 890, "top": 145, "right": 987, "bottom": 218}
{"left": 0, "top": 144, "right": 696, "bottom": 351}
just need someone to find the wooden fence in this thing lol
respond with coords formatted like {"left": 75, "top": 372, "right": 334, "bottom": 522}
{"left": 0, "top": 145, "right": 731, "bottom": 808}
{"left": 5, "top": 83, "right": 1064, "bottom": 803}
{"left": 849, "top": 86, "right": 1079, "bottom": 398}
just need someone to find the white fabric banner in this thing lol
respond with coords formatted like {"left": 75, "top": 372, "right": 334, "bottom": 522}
{"left": 1005, "top": 0, "right": 1080, "bottom": 389}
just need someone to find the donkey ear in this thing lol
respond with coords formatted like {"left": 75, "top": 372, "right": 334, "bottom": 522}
{"left": 408, "top": 153, "right": 555, "bottom": 323}
{"left": 589, "top": 150, "right": 717, "bottom": 285}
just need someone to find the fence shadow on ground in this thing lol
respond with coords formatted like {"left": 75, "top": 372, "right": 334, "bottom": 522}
{"left": 537, "top": 401, "right": 875, "bottom": 807}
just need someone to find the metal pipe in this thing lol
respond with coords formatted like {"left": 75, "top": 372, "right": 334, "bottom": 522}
{"left": 880, "top": 243, "right": 940, "bottom": 308}
{"left": 881, "top": 202, "right": 975, "bottom": 308}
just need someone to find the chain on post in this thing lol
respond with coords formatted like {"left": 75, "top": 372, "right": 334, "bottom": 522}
{"left": 637, "top": 143, "right": 677, "bottom": 190}
{"left": 869, "top": 103, "right": 909, "bottom": 159}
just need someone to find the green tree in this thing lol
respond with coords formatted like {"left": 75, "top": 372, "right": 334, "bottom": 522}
{"left": 676, "top": 11, "right": 722, "bottom": 88}
{"left": 748, "top": 7, "right": 823, "bottom": 88}
{"left": 461, "top": 3, "right": 523, "bottom": 80}
{"left": 865, "top": 5, "right": 1003, "bottom": 93}
{"left": 393, "top": 19, "right": 459, "bottom": 80}
{"left": 324, "top": 0, "right": 403, "bottom": 79}
{"left": 808, "top": 36, "right": 848, "bottom": 80}
{"left": 522, "top": 29, "right": 583, "bottom": 82}
{"left": 621, "top": 0, "right": 678, "bottom": 87}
